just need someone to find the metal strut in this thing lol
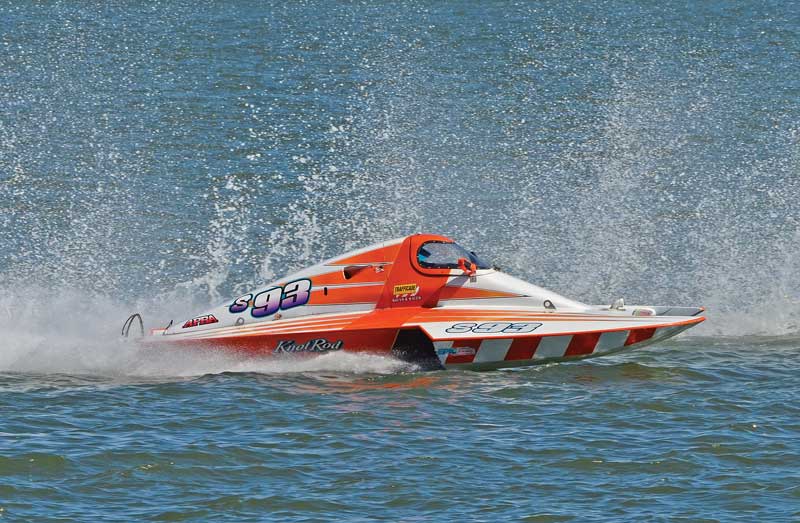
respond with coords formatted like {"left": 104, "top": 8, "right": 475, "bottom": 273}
{"left": 121, "top": 313, "right": 144, "bottom": 338}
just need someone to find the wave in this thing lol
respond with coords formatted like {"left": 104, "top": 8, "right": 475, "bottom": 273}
{"left": 0, "top": 287, "right": 410, "bottom": 378}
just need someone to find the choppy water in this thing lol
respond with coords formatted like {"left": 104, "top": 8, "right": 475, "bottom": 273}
{"left": 1, "top": 1, "right": 799, "bottom": 521}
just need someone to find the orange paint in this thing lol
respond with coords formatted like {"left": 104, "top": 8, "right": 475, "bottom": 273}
{"left": 310, "top": 284, "right": 383, "bottom": 306}
{"left": 438, "top": 287, "right": 521, "bottom": 301}
{"left": 311, "top": 269, "right": 386, "bottom": 286}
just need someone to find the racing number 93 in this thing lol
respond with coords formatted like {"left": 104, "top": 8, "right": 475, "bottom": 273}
{"left": 228, "top": 279, "right": 312, "bottom": 318}
{"left": 445, "top": 322, "right": 542, "bottom": 334}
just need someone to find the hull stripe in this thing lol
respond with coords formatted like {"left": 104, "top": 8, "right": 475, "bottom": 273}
{"left": 595, "top": 330, "right": 630, "bottom": 353}
{"left": 175, "top": 313, "right": 367, "bottom": 338}
{"left": 564, "top": 332, "right": 602, "bottom": 357}
{"left": 187, "top": 322, "right": 353, "bottom": 340}
{"left": 534, "top": 335, "right": 572, "bottom": 359}
{"left": 473, "top": 339, "right": 513, "bottom": 363}
{"left": 505, "top": 337, "right": 541, "bottom": 360}
{"left": 625, "top": 327, "right": 657, "bottom": 346}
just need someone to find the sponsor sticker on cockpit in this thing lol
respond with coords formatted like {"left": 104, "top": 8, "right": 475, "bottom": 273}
{"left": 393, "top": 283, "right": 418, "bottom": 295}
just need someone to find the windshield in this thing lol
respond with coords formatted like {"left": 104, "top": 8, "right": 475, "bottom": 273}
{"left": 416, "top": 241, "right": 491, "bottom": 270}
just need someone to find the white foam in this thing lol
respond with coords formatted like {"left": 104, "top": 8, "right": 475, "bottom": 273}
{"left": 0, "top": 287, "right": 411, "bottom": 378}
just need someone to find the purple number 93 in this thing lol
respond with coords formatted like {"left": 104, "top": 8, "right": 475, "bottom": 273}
{"left": 229, "top": 279, "right": 312, "bottom": 318}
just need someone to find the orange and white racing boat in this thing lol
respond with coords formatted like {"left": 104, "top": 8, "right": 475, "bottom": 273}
{"left": 128, "top": 233, "right": 705, "bottom": 370}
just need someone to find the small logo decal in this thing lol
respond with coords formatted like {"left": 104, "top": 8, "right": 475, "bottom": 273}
{"left": 393, "top": 283, "right": 419, "bottom": 295}
{"left": 437, "top": 347, "right": 477, "bottom": 357}
{"left": 274, "top": 338, "right": 343, "bottom": 354}
{"left": 392, "top": 283, "right": 422, "bottom": 302}
{"left": 182, "top": 314, "right": 219, "bottom": 329}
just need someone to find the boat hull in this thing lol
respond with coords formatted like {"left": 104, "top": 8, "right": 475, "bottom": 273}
{"left": 143, "top": 309, "right": 704, "bottom": 370}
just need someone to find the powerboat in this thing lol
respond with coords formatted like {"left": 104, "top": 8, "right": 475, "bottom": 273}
{"left": 125, "top": 233, "right": 705, "bottom": 370}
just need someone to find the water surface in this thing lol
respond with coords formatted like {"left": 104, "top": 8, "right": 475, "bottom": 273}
{"left": 1, "top": 1, "right": 799, "bottom": 520}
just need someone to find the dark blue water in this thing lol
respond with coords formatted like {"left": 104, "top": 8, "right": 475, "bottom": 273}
{"left": 1, "top": 1, "right": 799, "bottom": 520}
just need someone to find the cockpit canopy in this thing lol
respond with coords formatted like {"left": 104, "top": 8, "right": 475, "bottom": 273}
{"left": 416, "top": 240, "right": 491, "bottom": 270}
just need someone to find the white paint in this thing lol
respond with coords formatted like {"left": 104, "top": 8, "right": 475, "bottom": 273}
{"left": 594, "top": 331, "right": 629, "bottom": 353}
{"left": 534, "top": 336, "right": 572, "bottom": 359}
{"left": 473, "top": 338, "right": 513, "bottom": 363}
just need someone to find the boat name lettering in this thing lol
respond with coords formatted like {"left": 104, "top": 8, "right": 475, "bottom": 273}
{"left": 228, "top": 279, "right": 312, "bottom": 317}
{"left": 445, "top": 322, "right": 542, "bottom": 334}
{"left": 274, "top": 338, "right": 343, "bottom": 354}
{"left": 182, "top": 314, "right": 219, "bottom": 329}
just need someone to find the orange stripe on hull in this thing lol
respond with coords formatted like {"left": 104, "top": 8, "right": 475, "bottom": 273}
{"left": 182, "top": 313, "right": 368, "bottom": 339}
{"left": 437, "top": 287, "right": 522, "bottom": 300}
{"left": 188, "top": 320, "right": 355, "bottom": 340}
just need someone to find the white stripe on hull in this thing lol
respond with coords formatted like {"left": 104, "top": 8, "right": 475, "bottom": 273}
{"left": 473, "top": 339, "right": 512, "bottom": 363}
{"left": 534, "top": 336, "right": 572, "bottom": 359}
{"left": 595, "top": 330, "right": 629, "bottom": 353}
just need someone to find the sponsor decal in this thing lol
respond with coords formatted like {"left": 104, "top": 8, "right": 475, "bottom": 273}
{"left": 228, "top": 279, "right": 312, "bottom": 317}
{"left": 274, "top": 338, "right": 343, "bottom": 354}
{"left": 393, "top": 283, "right": 418, "bottom": 295}
{"left": 436, "top": 347, "right": 477, "bottom": 357}
{"left": 392, "top": 282, "right": 422, "bottom": 302}
{"left": 182, "top": 314, "right": 219, "bottom": 329}
{"left": 445, "top": 322, "right": 542, "bottom": 334}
